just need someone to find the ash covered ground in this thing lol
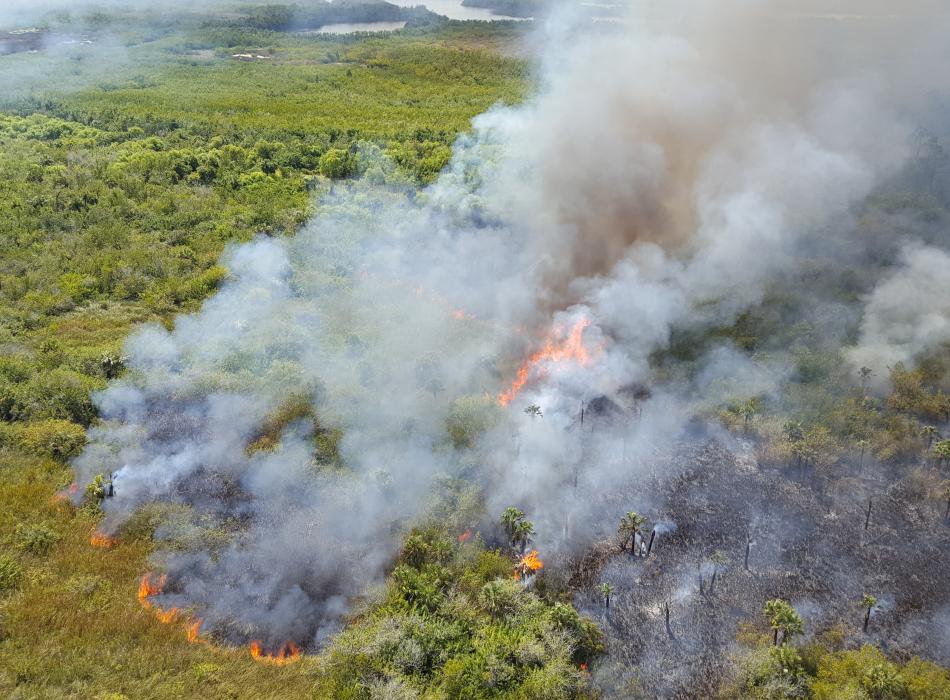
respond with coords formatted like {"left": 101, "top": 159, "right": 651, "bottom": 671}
{"left": 536, "top": 418, "right": 950, "bottom": 698}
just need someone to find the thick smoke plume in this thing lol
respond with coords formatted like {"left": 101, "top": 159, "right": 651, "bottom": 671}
{"left": 73, "top": 0, "right": 950, "bottom": 654}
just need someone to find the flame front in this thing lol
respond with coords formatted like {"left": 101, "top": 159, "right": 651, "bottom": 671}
{"left": 514, "top": 550, "right": 544, "bottom": 580}
{"left": 137, "top": 572, "right": 166, "bottom": 608}
{"left": 90, "top": 530, "right": 116, "bottom": 548}
{"left": 498, "top": 318, "right": 596, "bottom": 406}
{"left": 186, "top": 618, "right": 204, "bottom": 643}
{"left": 458, "top": 529, "right": 473, "bottom": 543}
{"left": 250, "top": 640, "right": 303, "bottom": 665}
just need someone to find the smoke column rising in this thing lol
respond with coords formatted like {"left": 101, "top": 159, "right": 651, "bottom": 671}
{"left": 73, "top": 0, "right": 950, "bottom": 648}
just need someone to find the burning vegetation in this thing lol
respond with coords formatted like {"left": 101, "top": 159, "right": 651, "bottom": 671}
{"left": 249, "top": 640, "right": 303, "bottom": 665}
{"left": 498, "top": 317, "right": 599, "bottom": 406}
{"left": 11, "top": 0, "right": 947, "bottom": 697}
{"left": 513, "top": 549, "right": 544, "bottom": 581}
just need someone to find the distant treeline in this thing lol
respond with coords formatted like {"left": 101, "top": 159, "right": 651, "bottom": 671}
{"left": 232, "top": 2, "right": 442, "bottom": 31}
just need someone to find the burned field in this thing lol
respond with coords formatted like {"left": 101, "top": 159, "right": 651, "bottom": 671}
{"left": 547, "top": 420, "right": 950, "bottom": 697}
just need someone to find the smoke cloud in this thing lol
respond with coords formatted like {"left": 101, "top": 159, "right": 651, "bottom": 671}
{"left": 848, "top": 243, "right": 950, "bottom": 375}
{"left": 71, "top": 0, "right": 950, "bottom": 659}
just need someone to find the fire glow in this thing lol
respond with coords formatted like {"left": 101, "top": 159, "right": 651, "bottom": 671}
{"left": 90, "top": 530, "right": 116, "bottom": 548}
{"left": 250, "top": 640, "right": 303, "bottom": 665}
{"left": 514, "top": 550, "right": 544, "bottom": 581}
{"left": 137, "top": 572, "right": 181, "bottom": 623}
{"left": 138, "top": 572, "right": 208, "bottom": 644}
{"left": 498, "top": 317, "right": 597, "bottom": 406}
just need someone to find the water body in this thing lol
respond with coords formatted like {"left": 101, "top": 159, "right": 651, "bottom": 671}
{"left": 388, "top": 0, "right": 526, "bottom": 22}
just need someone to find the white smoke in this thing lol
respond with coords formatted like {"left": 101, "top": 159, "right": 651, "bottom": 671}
{"left": 71, "top": 0, "right": 950, "bottom": 648}
{"left": 848, "top": 243, "right": 950, "bottom": 376}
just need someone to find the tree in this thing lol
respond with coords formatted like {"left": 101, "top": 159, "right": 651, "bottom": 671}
{"left": 617, "top": 511, "right": 647, "bottom": 553}
{"left": 921, "top": 425, "right": 938, "bottom": 448}
{"left": 859, "top": 366, "right": 874, "bottom": 393}
{"left": 862, "top": 663, "right": 909, "bottom": 700}
{"left": 933, "top": 440, "right": 950, "bottom": 469}
{"left": 862, "top": 593, "right": 878, "bottom": 633}
{"left": 709, "top": 551, "right": 729, "bottom": 594}
{"left": 599, "top": 582, "right": 614, "bottom": 609}
{"left": 501, "top": 507, "right": 525, "bottom": 543}
{"left": 856, "top": 438, "right": 870, "bottom": 472}
{"left": 318, "top": 148, "right": 355, "bottom": 179}
{"left": 524, "top": 404, "right": 542, "bottom": 419}
{"left": 764, "top": 599, "right": 803, "bottom": 646}
{"left": 738, "top": 398, "right": 758, "bottom": 433}
{"left": 512, "top": 519, "right": 535, "bottom": 553}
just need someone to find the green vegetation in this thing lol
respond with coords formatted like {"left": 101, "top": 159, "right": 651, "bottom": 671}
{"left": 728, "top": 632, "right": 950, "bottom": 700}
{"left": 2, "top": 3, "right": 949, "bottom": 698}
{"left": 0, "top": 7, "right": 534, "bottom": 698}
{"left": 314, "top": 525, "right": 601, "bottom": 699}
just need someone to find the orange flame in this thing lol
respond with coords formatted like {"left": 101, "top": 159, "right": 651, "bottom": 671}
{"left": 250, "top": 640, "right": 302, "bottom": 665}
{"left": 458, "top": 529, "right": 473, "bottom": 543}
{"left": 154, "top": 606, "right": 181, "bottom": 624}
{"left": 513, "top": 550, "right": 544, "bottom": 580}
{"left": 580, "top": 663, "right": 589, "bottom": 672}
{"left": 498, "top": 318, "right": 597, "bottom": 406}
{"left": 90, "top": 530, "right": 116, "bottom": 548}
{"left": 186, "top": 618, "right": 204, "bottom": 643}
{"left": 53, "top": 482, "right": 80, "bottom": 503}
{"left": 137, "top": 572, "right": 166, "bottom": 608}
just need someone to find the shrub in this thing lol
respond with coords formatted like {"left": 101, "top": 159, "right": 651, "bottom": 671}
{"left": 14, "top": 522, "right": 60, "bottom": 555}
{"left": 14, "top": 419, "right": 87, "bottom": 459}
{"left": 0, "top": 554, "right": 22, "bottom": 592}
{"left": 318, "top": 148, "right": 356, "bottom": 179}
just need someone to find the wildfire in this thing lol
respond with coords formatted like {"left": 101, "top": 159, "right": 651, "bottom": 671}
{"left": 53, "top": 482, "right": 80, "bottom": 503}
{"left": 154, "top": 606, "right": 181, "bottom": 624}
{"left": 250, "top": 640, "right": 303, "bottom": 665}
{"left": 137, "top": 572, "right": 167, "bottom": 608}
{"left": 498, "top": 318, "right": 597, "bottom": 406}
{"left": 513, "top": 550, "right": 544, "bottom": 581}
{"left": 90, "top": 530, "right": 116, "bottom": 548}
{"left": 458, "top": 529, "right": 473, "bottom": 543}
{"left": 186, "top": 618, "right": 204, "bottom": 643}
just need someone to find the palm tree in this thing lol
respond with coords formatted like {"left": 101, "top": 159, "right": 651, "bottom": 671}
{"left": 512, "top": 519, "right": 535, "bottom": 553}
{"left": 738, "top": 398, "right": 758, "bottom": 433}
{"left": 618, "top": 511, "right": 647, "bottom": 554}
{"left": 501, "top": 507, "right": 524, "bottom": 543}
{"left": 524, "top": 404, "right": 542, "bottom": 419}
{"left": 599, "top": 582, "right": 614, "bottom": 609}
{"left": 859, "top": 366, "right": 874, "bottom": 393}
{"left": 921, "top": 425, "right": 938, "bottom": 448}
{"left": 856, "top": 439, "right": 870, "bottom": 472}
{"left": 933, "top": 440, "right": 950, "bottom": 470}
{"left": 764, "top": 599, "right": 803, "bottom": 646}
{"left": 862, "top": 593, "right": 877, "bottom": 632}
